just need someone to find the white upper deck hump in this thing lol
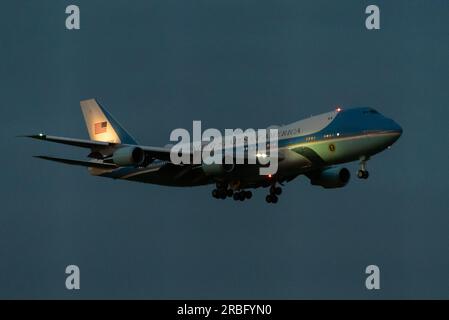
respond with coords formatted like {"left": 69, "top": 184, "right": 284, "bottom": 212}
{"left": 279, "top": 110, "right": 338, "bottom": 138}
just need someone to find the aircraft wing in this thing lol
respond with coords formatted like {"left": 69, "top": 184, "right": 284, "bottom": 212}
{"left": 25, "top": 133, "right": 281, "bottom": 164}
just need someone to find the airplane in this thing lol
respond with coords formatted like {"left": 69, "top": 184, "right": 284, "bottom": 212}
{"left": 25, "top": 99, "right": 402, "bottom": 204}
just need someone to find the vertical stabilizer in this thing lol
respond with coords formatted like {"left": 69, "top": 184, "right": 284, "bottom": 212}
{"left": 80, "top": 99, "right": 138, "bottom": 145}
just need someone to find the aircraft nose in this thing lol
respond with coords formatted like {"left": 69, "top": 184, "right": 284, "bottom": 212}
{"left": 384, "top": 118, "right": 402, "bottom": 146}
{"left": 391, "top": 120, "right": 402, "bottom": 135}
{"left": 383, "top": 116, "right": 402, "bottom": 135}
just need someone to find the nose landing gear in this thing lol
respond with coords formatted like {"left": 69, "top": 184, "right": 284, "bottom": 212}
{"left": 357, "top": 156, "right": 370, "bottom": 179}
{"left": 357, "top": 170, "right": 369, "bottom": 179}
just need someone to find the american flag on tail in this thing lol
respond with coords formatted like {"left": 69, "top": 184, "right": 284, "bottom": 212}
{"left": 94, "top": 121, "right": 107, "bottom": 134}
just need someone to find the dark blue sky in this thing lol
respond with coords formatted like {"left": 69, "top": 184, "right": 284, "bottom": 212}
{"left": 0, "top": 0, "right": 448, "bottom": 298}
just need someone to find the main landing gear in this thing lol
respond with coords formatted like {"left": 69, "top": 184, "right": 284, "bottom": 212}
{"left": 233, "top": 190, "right": 252, "bottom": 201}
{"left": 266, "top": 185, "right": 282, "bottom": 204}
{"left": 211, "top": 182, "right": 252, "bottom": 201}
{"left": 211, "top": 188, "right": 231, "bottom": 199}
{"left": 211, "top": 181, "right": 283, "bottom": 203}
{"left": 357, "top": 156, "right": 370, "bottom": 179}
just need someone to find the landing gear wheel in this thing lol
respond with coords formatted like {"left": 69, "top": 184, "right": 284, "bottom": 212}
{"left": 212, "top": 189, "right": 219, "bottom": 198}
{"left": 245, "top": 191, "right": 252, "bottom": 199}
{"left": 265, "top": 194, "right": 278, "bottom": 204}
{"left": 233, "top": 193, "right": 240, "bottom": 201}
{"left": 218, "top": 189, "right": 226, "bottom": 199}
{"left": 358, "top": 156, "right": 370, "bottom": 179}
{"left": 270, "top": 185, "right": 282, "bottom": 195}
{"left": 227, "top": 189, "right": 234, "bottom": 197}
{"left": 357, "top": 170, "right": 364, "bottom": 179}
{"left": 357, "top": 170, "right": 369, "bottom": 179}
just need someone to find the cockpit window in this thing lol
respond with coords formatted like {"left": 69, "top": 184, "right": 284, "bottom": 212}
{"left": 363, "top": 109, "right": 379, "bottom": 115}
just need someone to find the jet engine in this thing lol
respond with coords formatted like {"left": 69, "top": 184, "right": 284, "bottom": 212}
{"left": 309, "top": 167, "right": 350, "bottom": 189}
{"left": 112, "top": 146, "right": 145, "bottom": 166}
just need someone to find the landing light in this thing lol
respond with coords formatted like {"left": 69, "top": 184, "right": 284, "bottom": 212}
{"left": 268, "top": 174, "right": 272, "bottom": 178}
{"left": 39, "top": 133, "right": 44, "bottom": 137}
{"left": 336, "top": 107, "right": 342, "bottom": 112}
{"left": 256, "top": 153, "right": 267, "bottom": 158}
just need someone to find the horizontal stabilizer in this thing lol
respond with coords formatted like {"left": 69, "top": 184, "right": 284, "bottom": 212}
{"left": 34, "top": 155, "right": 117, "bottom": 169}
{"left": 24, "top": 134, "right": 176, "bottom": 161}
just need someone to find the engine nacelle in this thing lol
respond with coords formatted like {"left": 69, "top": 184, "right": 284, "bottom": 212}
{"left": 310, "top": 167, "right": 350, "bottom": 189}
{"left": 202, "top": 163, "right": 235, "bottom": 176}
{"left": 112, "top": 146, "right": 145, "bottom": 166}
